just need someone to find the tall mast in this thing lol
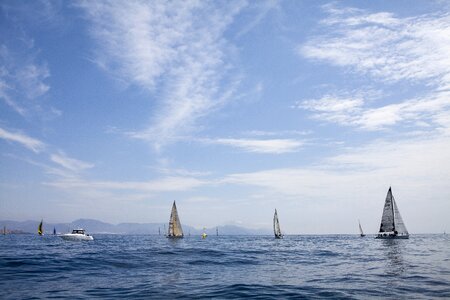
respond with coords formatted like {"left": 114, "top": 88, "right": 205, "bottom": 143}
{"left": 390, "top": 188, "right": 395, "bottom": 231}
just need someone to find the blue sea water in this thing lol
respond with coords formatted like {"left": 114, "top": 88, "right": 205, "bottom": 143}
{"left": 0, "top": 234, "right": 449, "bottom": 299}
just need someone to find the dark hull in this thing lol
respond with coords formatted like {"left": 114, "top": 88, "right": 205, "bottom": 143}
{"left": 375, "top": 235, "right": 409, "bottom": 239}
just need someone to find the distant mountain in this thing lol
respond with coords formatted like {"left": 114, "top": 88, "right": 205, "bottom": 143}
{"left": 0, "top": 219, "right": 271, "bottom": 235}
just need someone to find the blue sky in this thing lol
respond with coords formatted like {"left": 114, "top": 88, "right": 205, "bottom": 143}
{"left": 1, "top": 1, "right": 449, "bottom": 233}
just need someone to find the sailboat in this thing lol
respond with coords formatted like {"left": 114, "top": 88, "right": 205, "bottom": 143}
{"left": 53, "top": 227, "right": 56, "bottom": 235}
{"left": 376, "top": 187, "right": 409, "bottom": 239}
{"left": 358, "top": 220, "right": 366, "bottom": 237}
{"left": 273, "top": 209, "right": 283, "bottom": 239}
{"left": 38, "top": 219, "right": 43, "bottom": 235}
{"left": 167, "top": 201, "right": 184, "bottom": 238}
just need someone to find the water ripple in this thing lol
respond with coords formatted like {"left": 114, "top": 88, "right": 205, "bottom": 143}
{"left": 0, "top": 234, "right": 449, "bottom": 299}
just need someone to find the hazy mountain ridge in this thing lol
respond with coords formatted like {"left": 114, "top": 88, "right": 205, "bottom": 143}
{"left": 0, "top": 219, "right": 271, "bottom": 235}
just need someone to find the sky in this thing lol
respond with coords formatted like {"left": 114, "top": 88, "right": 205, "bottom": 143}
{"left": 1, "top": 0, "right": 449, "bottom": 234}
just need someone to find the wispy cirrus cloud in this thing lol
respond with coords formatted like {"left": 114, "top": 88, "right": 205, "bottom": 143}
{"left": 50, "top": 151, "right": 94, "bottom": 172}
{"left": 298, "top": 94, "right": 364, "bottom": 125}
{"left": 235, "top": 0, "right": 280, "bottom": 38}
{"left": 297, "top": 5, "right": 450, "bottom": 132}
{"left": 221, "top": 134, "right": 450, "bottom": 232}
{"left": 222, "top": 134, "right": 450, "bottom": 195}
{"left": 46, "top": 176, "right": 206, "bottom": 193}
{"left": 0, "top": 44, "right": 51, "bottom": 117}
{"left": 297, "top": 90, "right": 450, "bottom": 131}
{"left": 207, "top": 137, "right": 303, "bottom": 154}
{"left": 0, "top": 127, "right": 45, "bottom": 153}
{"left": 243, "top": 129, "right": 311, "bottom": 137}
{"left": 79, "top": 1, "right": 246, "bottom": 149}
{"left": 0, "top": 128, "right": 92, "bottom": 177}
{"left": 300, "top": 6, "right": 450, "bottom": 88}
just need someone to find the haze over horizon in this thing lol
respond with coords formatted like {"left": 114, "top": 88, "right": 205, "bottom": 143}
{"left": 1, "top": 1, "right": 449, "bottom": 234}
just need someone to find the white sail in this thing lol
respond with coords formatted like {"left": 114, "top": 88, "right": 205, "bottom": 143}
{"left": 378, "top": 188, "right": 395, "bottom": 233}
{"left": 358, "top": 220, "right": 365, "bottom": 236}
{"left": 377, "top": 187, "right": 409, "bottom": 239}
{"left": 273, "top": 209, "right": 283, "bottom": 238}
{"left": 168, "top": 201, "right": 183, "bottom": 238}
{"left": 393, "top": 196, "right": 408, "bottom": 235}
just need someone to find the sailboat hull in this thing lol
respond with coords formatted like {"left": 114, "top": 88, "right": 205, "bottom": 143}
{"left": 375, "top": 234, "right": 409, "bottom": 239}
{"left": 166, "top": 235, "right": 183, "bottom": 239}
{"left": 60, "top": 234, "right": 94, "bottom": 241}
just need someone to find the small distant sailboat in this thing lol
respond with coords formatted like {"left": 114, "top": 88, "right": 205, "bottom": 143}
{"left": 167, "top": 201, "right": 184, "bottom": 238}
{"left": 273, "top": 209, "right": 283, "bottom": 239}
{"left": 358, "top": 220, "right": 366, "bottom": 237}
{"left": 202, "top": 228, "right": 207, "bottom": 239}
{"left": 376, "top": 187, "right": 409, "bottom": 239}
{"left": 216, "top": 227, "right": 219, "bottom": 236}
{"left": 53, "top": 227, "right": 56, "bottom": 235}
{"left": 38, "top": 219, "right": 43, "bottom": 236}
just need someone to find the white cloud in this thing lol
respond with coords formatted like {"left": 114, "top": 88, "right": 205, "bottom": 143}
{"left": 301, "top": 96, "right": 363, "bottom": 113}
{"left": 222, "top": 135, "right": 450, "bottom": 197}
{"left": 210, "top": 138, "right": 303, "bottom": 154}
{"left": 300, "top": 7, "right": 450, "bottom": 88}
{"left": 298, "top": 90, "right": 450, "bottom": 131}
{"left": 17, "top": 63, "right": 50, "bottom": 99}
{"left": 296, "top": 6, "right": 450, "bottom": 133}
{"left": 79, "top": 1, "right": 246, "bottom": 149}
{"left": 235, "top": 0, "right": 280, "bottom": 38}
{"left": 50, "top": 151, "right": 94, "bottom": 172}
{"left": 243, "top": 130, "right": 311, "bottom": 137}
{"left": 221, "top": 135, "right": 450, "bottom": 233}
{"left": 46, "top": 176, "right": 206, "bottom": 193}
{"left": 0, "top": 127, "right": 45, "bottom": 153}
{"left": 0, "top": 42, "right": 51, "bottom": 117}
{"left": 298, "top": 94, "right": 364, "bottom": 125}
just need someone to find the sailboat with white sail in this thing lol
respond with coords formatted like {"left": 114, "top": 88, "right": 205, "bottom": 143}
{"left": 273, "top": 209, "right": 283, "bottom": 239}
{"left": 376, "top": 187, "right": 409, "bottom": 239}
{"left": 358, "top": 220, "right": 365, "bottom": 237}
{"left": 167, "top": 201, "right": 184, "bottom": 238}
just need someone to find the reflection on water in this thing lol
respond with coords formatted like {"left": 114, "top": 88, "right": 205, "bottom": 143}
{"left": 381, "top": 239, "right": 406, "bottom": 276}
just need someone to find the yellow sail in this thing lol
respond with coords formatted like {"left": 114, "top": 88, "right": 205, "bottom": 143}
{"left": 38, "top": 220, "right": 43, "bottom": 235}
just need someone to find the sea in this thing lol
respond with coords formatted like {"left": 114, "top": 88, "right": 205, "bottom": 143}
{"left": 1, "top": 234, "right": 449, "bottom": 299}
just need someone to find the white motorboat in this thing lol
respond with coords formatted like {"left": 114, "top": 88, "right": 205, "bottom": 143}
{"left": 60, "top": 229, "right": 94, "bottom": 241}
